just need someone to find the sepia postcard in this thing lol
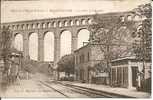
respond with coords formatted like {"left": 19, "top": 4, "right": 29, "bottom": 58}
{"left": 0, "top": 0, "right": 152, "bottom": 98}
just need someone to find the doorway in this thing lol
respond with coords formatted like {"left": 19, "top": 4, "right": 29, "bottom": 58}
{"left": 132, "top": 66, "right": 138, "bottom": 87}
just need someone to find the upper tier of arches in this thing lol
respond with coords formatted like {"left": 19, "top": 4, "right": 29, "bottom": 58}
{"left": 2, "top": 17, "right": 93, "bottom": 31}
{"left": 1, "top": 12, "right": 144, "bottom": 31}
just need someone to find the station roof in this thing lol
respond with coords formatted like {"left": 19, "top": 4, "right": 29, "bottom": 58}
{"left": 111, "top": 56, "right": 136, "bottom": 62}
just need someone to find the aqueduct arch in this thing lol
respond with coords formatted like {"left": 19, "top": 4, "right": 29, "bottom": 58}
{"left": 29, "top": 32, "right": 38, "bottom": 60}
{"left": 1, "top": 11, "right": 138, "bottom": 66}
{"left": 60, "top": 30, "right": 72, "bottom": 57}
{"left": 14, "top": 33, "right": 23, "bottom": 51}
{"left": 44, "top": 31, "right": 54, "bottom": 61}
{"left": 77, "top": 28, "right": 90, "bottom": 49}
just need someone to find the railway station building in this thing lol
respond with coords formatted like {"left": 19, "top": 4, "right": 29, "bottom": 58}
{"left": 74, "top": 43, "right": 151, "bottom": 89}
{"left": 74, "top": 44, "right": 109, "bottom": 84}
{"left": 110, "top": 56, "right": 151, "bottom": 89}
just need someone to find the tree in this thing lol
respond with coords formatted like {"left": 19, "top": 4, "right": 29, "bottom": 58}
{"left": 132, "top": 4, "right": 151, "bottom": 90}
{"left": 57, "top": 54, "right": 75, "bottom": 78}
{"left": 21, "top": 59, "right": 37, "bottom": 74}
{"left": 89, "top": 13, "right": 136, "bottom": 70}
{"left": 0, "top": 26, "right": 13, "bottom": 56}
{"left": 132, "top": 3, "right": 151, "bottom": 61}
{"left": 133, "top": 3, "right": 151, "bottom": 19}
{"left": 89, "top": 11, "right": 142, "bottom": 84}
{"left": 0, "top": 26, "right": 13, "bottom": 73}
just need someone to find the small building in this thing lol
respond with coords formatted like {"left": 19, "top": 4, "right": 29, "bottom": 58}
{"left": 74, "top": 44, "right": 109, "bottom": 84}
{"left": 0, "top": 48, "right": 23, "bottom": 84}
{"left": 0, "top": 58, "right": 5, "bottom": 84}
{"left": 110, "top": 56, "right": 151, "bottom": 89}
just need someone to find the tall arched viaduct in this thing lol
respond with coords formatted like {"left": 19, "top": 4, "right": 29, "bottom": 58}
{"left": 1, "top": 11, "right": 140, "bottom": 65}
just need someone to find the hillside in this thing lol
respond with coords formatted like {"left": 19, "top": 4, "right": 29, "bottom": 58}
{"left": 22, "top": 59, "right": 54, "bottom": 76}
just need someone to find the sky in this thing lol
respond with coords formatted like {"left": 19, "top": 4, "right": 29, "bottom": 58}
{"left": 2, "top": 0, "right": 151, "bottom": 61}
{"left": 1, "top": 0, "right": 151, "bottom": 23}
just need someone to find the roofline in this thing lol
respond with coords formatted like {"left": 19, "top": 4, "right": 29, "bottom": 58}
{"left": 74, "top": 43, "right": 90, "bottom": 52}
{"left": 111, "top": 56, "right": 136, "bottom": 62}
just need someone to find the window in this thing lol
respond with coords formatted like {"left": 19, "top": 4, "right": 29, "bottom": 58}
{"left": 64, "top": 21, "right": 68, "bottom": 26}
{"left": 75, "top": 20, "right": 79, "bottom": 25}
{"left": 32, "top": 24, "right": 36, "bottom": 29}
{"left": 87, "top": 52, "right": 90, "bottom": 61}
{"left": 21, "top": 24, "right": 25, "bottom": 29}
{"left": 111, "top": 67, "right": 128, "bottom": 87}
{"left": 47, "top": 22, "right": 51, "bottom": 28}
{"left": 75, "top": 56, "right": 78, "bottom": 65}
{"left": 123, "top": 67, "right": 128, "bottom": 87}
{"left": 42, "top": 23, "right": 46, "bottom": 28}
{"left": 16, "top": 25, "right": 19, "bottom": 30}
{"left": 117, "top": 67, "right": 122, "bottom": 86}
{"left": 8, "top": 25, "right": 10, "bottom": 29}
{"left": 37, "top": 23, "right": 40, "bottom": 28}
{"left": 111, "top": 68, "right": 117, "bottom": 85}
{"left": 81, "top": 19, "right": 86, "bottom": 25}
{"left": 79, "top": 54, "right": 85, "bottom": 63}
{"left": 27, "top": 24, "right": 30, "bottom": 29}
{"left": 120, "top": 16, "right": 125, "bottom": 22}
{"left": 87, "top": 18, "right": 92, "bottom": 24}
{"left": 127, "top": 15, "right": 132, "bottom": 21}
{"left": 79, "top": 55, "right": 82, "bottom": 63}
{"left": 53, "top": 22, "right": 56, "bottom": 27}
{"left": 58, "top": 21, "right": 62, "bottom": 27}
{"left": 70, "top": 20, "right": 73, "bottom": 26}
{"left": 82, "top": 54, "right": 84, "bottom": 63}
{"left": 12, "top": 25, "right": 15, "bottom": 30}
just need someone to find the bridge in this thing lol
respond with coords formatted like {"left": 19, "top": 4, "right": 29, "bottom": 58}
{"left": 1, "top": 11, "right": 139, "bottom": 66}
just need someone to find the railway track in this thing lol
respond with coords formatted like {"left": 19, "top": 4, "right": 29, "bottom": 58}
{"left": 39, "top": 81, "right": 69, "bottom": 97}
{"left": 51, "top": 81, "right": 119, "bottom": 98}
{"left": 39, "top": 80, "right": 130, "bottom": 98}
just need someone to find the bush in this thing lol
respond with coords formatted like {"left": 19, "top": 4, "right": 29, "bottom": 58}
{"left": 137, "top": 78, "right": 151, "bottom": 93}
{"left": 59, "top": 77, "right": 74, "bottom": 81}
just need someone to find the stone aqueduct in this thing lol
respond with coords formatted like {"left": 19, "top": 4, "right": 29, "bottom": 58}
{"left": 1, "top": 11, "right": 139, "bottom": 64}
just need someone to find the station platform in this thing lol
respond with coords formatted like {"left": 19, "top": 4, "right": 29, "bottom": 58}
{"left": 59, "top": 81, "right": 151, "bottom": 98}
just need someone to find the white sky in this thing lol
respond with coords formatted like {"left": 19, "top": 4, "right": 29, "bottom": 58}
{"left": 60, "top": 31, "right": 72, "bottom": 57}
{"left": 14, "top": 34, "right": 23, "bottom": 51}
{"left": 3, "top": 0, "right": 150, "bottom": 61}
{"left": 1, "top": 0, "right": 150, "bottom": 23}
{"left": 29, "top": 33, "right": 38, "bottom": 60}
{"left": 44, "top": 32, "right": 54, "bottom": 61}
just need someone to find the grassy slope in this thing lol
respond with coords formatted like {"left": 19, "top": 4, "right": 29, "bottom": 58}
{"left": 22, "top": 60, "right": 53, "bottom": 75}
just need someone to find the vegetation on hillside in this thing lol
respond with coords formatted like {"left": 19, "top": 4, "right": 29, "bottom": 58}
{"left": 57, "top": 54, "right": 75, "bottom": 78}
